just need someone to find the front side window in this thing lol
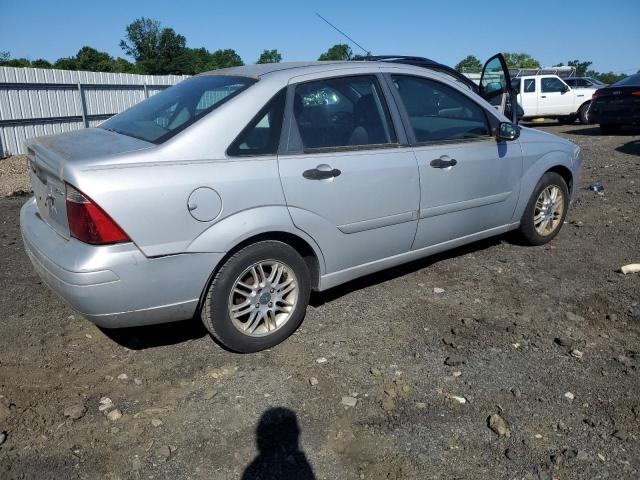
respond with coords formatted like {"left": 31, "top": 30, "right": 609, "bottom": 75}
{"left": 101, "top": 75, "right": 256, "bottom": 143}
{"left": 524, "top": 79, "right": 536, "bottom": 93}
{"left": 391, "top": 75, "right": 490, "bottom": 143}
{"left": 293, "top": 75, "right": 397, "bottom": 150}
{"left": 541, "top": 77, "right": 567, "bottom": 93}
{"left": 227, "top": 90, "right": 286, "bottom": 156}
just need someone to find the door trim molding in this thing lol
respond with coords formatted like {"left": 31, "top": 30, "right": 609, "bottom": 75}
{"left": 419, "top": 191, "right": 511, "bottom": 219}
{"left": 319, "top": 222, "right": 520, "bottom": 291}
{"left": 337, "top": 210, "right": 417, "bottom": 234}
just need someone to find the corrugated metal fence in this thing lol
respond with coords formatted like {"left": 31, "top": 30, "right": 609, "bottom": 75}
{"left": 0, "top": 66, "right": 189, "bottom": 157}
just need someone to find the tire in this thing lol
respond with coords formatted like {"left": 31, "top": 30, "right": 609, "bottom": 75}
{"left": 557, "top": 115, "right": 577, "bottom": 125}
{"left": 599, "top": 123, "right": 621, "bottom": 134}
{"left": 517, "top": 172, "right": 569, "bottom": 246}
{"left": 578, "top": 102, "right": 591, "bottom": 124}
{"left": 201, "top": 241, "right": 311, "bottom": 353}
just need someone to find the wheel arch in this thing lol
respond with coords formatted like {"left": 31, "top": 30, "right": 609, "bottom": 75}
{"left": 545, "top": 164, "right": 574, "bottom": 195}
{"left": 195, "top": 230, "right": 323, "bottom": 316}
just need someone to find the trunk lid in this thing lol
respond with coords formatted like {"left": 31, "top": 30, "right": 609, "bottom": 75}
{"left": 25, "top": 127, "right": 154, "bottom": 239}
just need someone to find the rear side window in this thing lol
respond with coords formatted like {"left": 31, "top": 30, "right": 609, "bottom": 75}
{"left": 101, "top": 76, "right": 256, "bottom": 144}
{"left": 293, "top": 75, "right": 397, "bottom": 150}
{"left": 227, "top": 90, "right": 286, "bottom": 156}
{"left": 391, "top": 75, "right": 490, "bottom": 143}
{"left": 541, "top": 77, "right": 567, "bottom": 93}
{"left": 524, "top": 79, "right": 536, "bottom": 92}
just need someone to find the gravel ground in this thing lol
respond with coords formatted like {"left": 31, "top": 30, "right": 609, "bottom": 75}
{"left": 0, "top": 155, "right": 30, "bottom": 197}
{"left": 0, "top": 123, "right": 639, "bottom": 479}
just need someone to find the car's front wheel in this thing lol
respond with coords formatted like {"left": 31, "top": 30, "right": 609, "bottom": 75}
{"left": 517, "top": 172, "right": 569, "bottom": 246}
{"left": 201, "top": 241, "right": 311, "bottom": 353}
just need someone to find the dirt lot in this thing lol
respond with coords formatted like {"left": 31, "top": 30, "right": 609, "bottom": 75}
{"left": 1, "top": 123, "right": 639, "bottom": 479}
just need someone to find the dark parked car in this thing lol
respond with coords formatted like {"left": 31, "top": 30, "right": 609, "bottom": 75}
{"left": 564, "top": 77, "right": 606, "bottom": 89}
{"left": 589, "top": 73, "right": 640, "bottom": 133}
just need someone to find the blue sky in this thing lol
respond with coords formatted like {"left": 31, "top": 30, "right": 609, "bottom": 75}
{"left": 1, "top": 0, "right": 639, "bottom": 73}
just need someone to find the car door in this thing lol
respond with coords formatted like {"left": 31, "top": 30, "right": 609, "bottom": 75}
{"left": 538, "top": 76, "right": 574, "bottom": 115}
{"left": 277, "top": 73, "right": 420, "bottom": 274}
{"left": 387, "top": 73, "right": 523, "bottom": 249}
{"left": 521, "top": 78, "right": 539, "bottom": 116}
{"left": 480, "top": 54, "right": 517, "bottom": 122}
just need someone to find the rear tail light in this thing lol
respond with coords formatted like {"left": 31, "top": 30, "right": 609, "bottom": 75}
{"left": 592, "top": 89, "right": 604, "bottom": 100}
{"left": 632, "top": 91, "right": 640, "bottom": 97}
{"left": 65, "top": 184, "right": 130, "bottom": 245}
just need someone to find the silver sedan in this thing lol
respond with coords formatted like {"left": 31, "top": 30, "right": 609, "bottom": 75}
{"left": 20, "top": 56, "right": 583, "bottom": 352}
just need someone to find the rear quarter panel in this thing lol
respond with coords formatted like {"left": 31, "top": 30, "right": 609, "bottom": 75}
{"left": 72, "top": 156, "right": 288, "bottom": 257}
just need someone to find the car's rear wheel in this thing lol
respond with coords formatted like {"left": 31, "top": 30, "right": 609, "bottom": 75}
{"left": 578, "top": 102, "right": 591, "bottom": 124}
{"left": 201, "top": 241, "right": 311, "bottom": 353}
{"left": 517, "top": 172, "right": 569, "bottom": 246}
{"left": 599, "top": 123, "right": 621, "bottom": 134}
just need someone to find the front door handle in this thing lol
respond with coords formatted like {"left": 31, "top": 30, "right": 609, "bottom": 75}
{"left": 430, "top": 156, "right": 457, "bottom": 169}
{"left": 303, "top": 166, "right": 342, "bottom": 180}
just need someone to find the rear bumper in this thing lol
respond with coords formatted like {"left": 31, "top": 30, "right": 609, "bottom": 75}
{"left": 590, "top": 102, "right": 640, "bottom": 125}
{"left": 20, "top": 198, "right": 223, "bottom": 328}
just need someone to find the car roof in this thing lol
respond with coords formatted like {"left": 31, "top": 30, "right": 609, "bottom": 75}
{"left": 199, "top": 60, "right": 478, "bottom": 92}
{"left": 199, "top": 61, "right": 360, "bottom": 78}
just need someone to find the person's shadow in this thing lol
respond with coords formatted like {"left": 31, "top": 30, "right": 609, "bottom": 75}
{"left": 242, "top": 407, "right": 315, "bottom": 480}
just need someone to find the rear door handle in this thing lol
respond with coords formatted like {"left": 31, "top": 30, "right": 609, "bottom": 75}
{"left": 430, "top": 156, "right": 457, "bottom": 169}
{"left": 303, "top": 166, "right": 342, "bottom": 180}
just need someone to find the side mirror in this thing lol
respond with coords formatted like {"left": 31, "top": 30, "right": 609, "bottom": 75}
{"left": 562, "top": 85, "right": 570, "bottom": 94}
{"left": 497, "top": 122, "right": 520, "bottom": 141}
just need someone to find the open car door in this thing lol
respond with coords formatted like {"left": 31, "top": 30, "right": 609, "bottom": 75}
{"left": 480, "top": 53, "right": 517, "bottom": 123}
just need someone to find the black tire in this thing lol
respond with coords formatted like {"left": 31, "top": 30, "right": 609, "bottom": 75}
{"left": 557, "top": 115, "right": 577, "bottom": 125}
{"left": 599, "top": 123, "right": 621, "bottom": 134}
{"left": 578, "top": 102, "right": 591, "bottom": 124}
{"left": 201, "top": 241, "right": 311, "bottom": 353}
{"left": 517, "top": 172, "right": 569, "bottom": 246}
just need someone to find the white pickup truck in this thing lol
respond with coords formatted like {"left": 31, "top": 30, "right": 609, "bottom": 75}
{"left": 511, "top": 74, "right": 596, "bottom": 124}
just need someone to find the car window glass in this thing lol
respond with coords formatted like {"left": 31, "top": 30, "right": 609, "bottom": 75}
{"left": 565, "top": 79, "right": 576, "bottom": 87}
{"left": 524, "top": 79, "right": 536, "bottom": 93}
{"left": 511, "top": 78, "right": 520, "bottom": 93}
{"left": 391, "top": 75, "right": 490, "bottom": 142}
{"left": 293, "top": 75, "right": 396, "bottom": 149}
{"left": 541, "top": 77, "right": 567, "bottom": 93}
{"left": 101, "top": 76, "right": 256, "bottom": 143}
{"left": 227, "top": 90, "right": 286, "bottom": 156}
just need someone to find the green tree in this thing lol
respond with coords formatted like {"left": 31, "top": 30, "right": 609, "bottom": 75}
{"left": 31, "top": 59, "right": 52, "bottom": 69}
{"left": 257, "top": 49, "right": 282, "bottom": 64}
{"left": 455, "top": 55, "right": 483, "bottom": 73}
{"left": 554, "top": 60, "right": 593, "bottom": 76}
{"left": 182, "top": 47, "right": 243, "bottom": 73}
{"left": 0, "top": 51, "right": 9, "bottom": 62}
{"left": 120, "top": 17, "right": 192, "bottom": 74}
{"left": 56, "top": 47, "right": 113, "bottom": 71}
{"left": 589, "top": 71, "right": 626, "bottom": 84}
{"left": 0, "top": 57, "right": 32, "bottom": 67}
{"left": 318, "top": 44, "right": 352, "bottom": 61}
{"left": 503, "top": 52, "right": 541, "bottom": 69}
{"left": 208, "top": 49, "right": 243, "bottom": 69}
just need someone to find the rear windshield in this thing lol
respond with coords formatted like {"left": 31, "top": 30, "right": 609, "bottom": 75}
{"left": 612, "top": 73, "right": 640, "bottom": 87}
{"left": 101, "top": 75, "right": 256, "bottom": 143}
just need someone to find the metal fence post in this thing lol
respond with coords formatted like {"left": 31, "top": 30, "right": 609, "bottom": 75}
{"left": 143, "top": 83, "right": 149, "bottom": 99}
{"left": 77, "top": 83, "right": 89, "bottom": 128}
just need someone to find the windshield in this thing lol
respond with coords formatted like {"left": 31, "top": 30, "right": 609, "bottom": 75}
{"left": 101, "top": 75, "right": 256, "bottom": 143}
{"left": 612, "top": 73, "right": 640, "bottom": 87}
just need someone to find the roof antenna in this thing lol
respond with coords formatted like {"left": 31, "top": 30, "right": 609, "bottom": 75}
{"left": 316, "top": 13, "right": 371, "bottom": 56}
